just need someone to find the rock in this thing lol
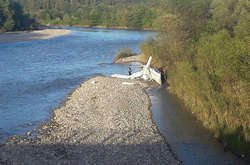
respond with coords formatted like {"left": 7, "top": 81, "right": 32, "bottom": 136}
{"left": 26, "top": 131, "right": 32, "bottom": 136}
{"left": 91, "top": 80, "right": 97, "bottom": 84}
{"left": 27, "top": 122, "right": 34, "bottom": 126}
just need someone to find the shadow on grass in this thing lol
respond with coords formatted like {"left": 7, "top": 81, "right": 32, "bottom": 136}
{"left": 218, "top": 127, "right": 250, "bottom": 162}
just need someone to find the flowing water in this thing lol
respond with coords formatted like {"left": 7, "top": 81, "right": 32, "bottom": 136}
{"left": 0, "top": 27, "right": 152, "bottom": 142}
{"left": 0, "top": 27, "right": 246, "bottom": 164}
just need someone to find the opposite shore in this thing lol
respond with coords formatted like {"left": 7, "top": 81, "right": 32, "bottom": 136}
{"left": 0, "top": 29, "right": 72, "bottom": 44}
{"left": 49, "top": 24, "right": 156, "bottom": 31}
{"left": 0, "top": 76, "right": 180, "bottom": 164}
{"left": 0, "top": 26, "right": 154, "bottom": 44}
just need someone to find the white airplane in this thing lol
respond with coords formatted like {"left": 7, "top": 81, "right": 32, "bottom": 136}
{"left": 111, "top": 56, "right": 162, "bottom": 85}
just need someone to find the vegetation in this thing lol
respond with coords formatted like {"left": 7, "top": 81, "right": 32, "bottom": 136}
{"left": 114, "top": 48, "right": 134, "bottom": 61}
{"left": 0, "top": 0, "right": 37, "bottom": 32}
{"left": 14, "top": 0, "right": 160, "bottom": 29}
{"left": 1, "top": 0, "right": 249, "bottom": 161}
{"left": 140, "top": 0, "right": 250, "bottom": 160}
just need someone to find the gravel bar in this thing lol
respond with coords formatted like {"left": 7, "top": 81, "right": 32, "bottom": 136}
{"left": 0, "top": 29, "right": 72, "bottom": 44}
{"left": 0, "top": 76, "right": 180, "bottom": 165}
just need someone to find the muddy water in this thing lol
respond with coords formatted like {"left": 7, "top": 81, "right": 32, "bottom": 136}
{"left": 148, "top": 86, "right": 246, "bottom": 165}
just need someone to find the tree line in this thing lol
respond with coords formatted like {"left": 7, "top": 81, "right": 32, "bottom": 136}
{"left": 2, "top": 0, "right": 159, "bottom": 31}
{"left": 140, "top": 0, "right": 249, "bottom": 160}
{"left": 14, "top": 0, "right": 160, "bottom": 29}
{"left": 0, "top": 0, "right": 37, "bottom": 32}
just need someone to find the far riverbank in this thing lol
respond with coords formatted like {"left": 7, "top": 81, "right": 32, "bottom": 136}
{"left": 0, "top": 29, "right": 72, "bottom": 44}
{"left": 50, "top": 24, "right": 156, "bottom": 32}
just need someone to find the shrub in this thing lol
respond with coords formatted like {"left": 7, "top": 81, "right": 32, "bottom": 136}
{"left": 114, "top": 48, "right": 134, "bottom": 61}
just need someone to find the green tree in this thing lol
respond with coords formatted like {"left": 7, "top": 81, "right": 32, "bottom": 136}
{"left": 0, "top": 0, "right": 37, "bottom": 31}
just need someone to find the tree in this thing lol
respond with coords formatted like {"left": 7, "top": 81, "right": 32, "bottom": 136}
{"left": 0, "top": 0, "right": 37, "bottom": 31}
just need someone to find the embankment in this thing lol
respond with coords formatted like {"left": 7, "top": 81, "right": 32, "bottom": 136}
{"left": 140, "top": 52, "right": 250, "bottom": 162}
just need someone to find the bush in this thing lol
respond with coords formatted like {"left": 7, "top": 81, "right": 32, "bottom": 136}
{"left": 114, "top": 48, "right": 134, "bottom": 61}
{"left": 167, "top": 30, "right": 250, "bottom": 159}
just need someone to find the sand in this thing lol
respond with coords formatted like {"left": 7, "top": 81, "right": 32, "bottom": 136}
{"left": 0, "top": 29, "right": 72, "bottom": 44}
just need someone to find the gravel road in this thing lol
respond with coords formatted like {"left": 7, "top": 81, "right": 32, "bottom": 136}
{"left": 0, "top": 76, "right": 180, "bottom": 165}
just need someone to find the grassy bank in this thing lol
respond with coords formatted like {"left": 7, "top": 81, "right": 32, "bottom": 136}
{"left": 142, "top": 33, "right": 250, "bottom": 161}
{"left": 139, "top": 0, "right": 250, "bottom": 161}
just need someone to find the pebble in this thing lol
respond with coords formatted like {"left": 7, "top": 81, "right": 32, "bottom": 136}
{"left": 0, "top": 76, "right": 179, "bottom": 165}
{"left": 26, "top": 131, "right": 32, "bottom": 136}
{"left": 27, "top": 122, "right": 34, "bottom": 126}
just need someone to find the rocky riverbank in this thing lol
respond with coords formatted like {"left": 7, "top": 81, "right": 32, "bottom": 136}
{"left": 0, "top": 76, "right": 179, "bottom": 165}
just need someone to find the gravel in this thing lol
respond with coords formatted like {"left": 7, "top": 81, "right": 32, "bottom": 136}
{"left": 0, "top": 76, "right": 180, "bottom": 165}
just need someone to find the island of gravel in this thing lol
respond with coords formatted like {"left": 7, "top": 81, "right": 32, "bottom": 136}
{"left": 0, "top": 76, "right": 180, "bottom": 165}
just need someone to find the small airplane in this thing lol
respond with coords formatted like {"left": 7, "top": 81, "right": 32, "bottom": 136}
{"left": 111, "top": 56, "right": 162, "bottom": 85}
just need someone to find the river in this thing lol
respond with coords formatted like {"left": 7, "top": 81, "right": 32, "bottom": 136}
{"left": 148, "top": 86, "right": 246, "bottom": 165}
{"left": 0, "top": 27, "right": 246, "bottom": 164}
{"left": 0, "top": 27, "right": 151, "bottom": 142}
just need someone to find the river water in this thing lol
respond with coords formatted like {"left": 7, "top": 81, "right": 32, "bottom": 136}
{"left": 0, "top": 27, "right": 151, "bottom": 141}
{"left": 148, "top": 86, "right": 246, "bottom": 165}
{"left": 0, "top": 27, "right": 246, "bottom": 164}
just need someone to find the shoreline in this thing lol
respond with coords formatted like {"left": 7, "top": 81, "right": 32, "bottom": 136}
{"left": 0, "top": 76, "right": 180, "bottom": 164}
{"left": 50, "top": 24, "right": 156, "bottom": 32}
{"left": 114, "top": 54, "right": 146, "bottom": 64}
{"left": 0, "top": 29, "right": 72, "bottom": 44}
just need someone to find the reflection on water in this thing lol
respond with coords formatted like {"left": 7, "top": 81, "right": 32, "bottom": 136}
{"left": 148, "top": 86, "right": 246, "bottom": 165}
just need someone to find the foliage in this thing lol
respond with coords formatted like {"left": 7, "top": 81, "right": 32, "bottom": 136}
{"left": 1, "top": 0, "right": 249, "bottom": 161}
{"left": 15, "top": 0, "right": 161, "bottom": 29}
{"left": 0, "top": 0, "right": 37, "bottom": 32}
{"left": 140, "top": 0, "right": 250, "bottom": 160}
{"left": 114, "top": 48, "right": 134, "bottom": 61}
